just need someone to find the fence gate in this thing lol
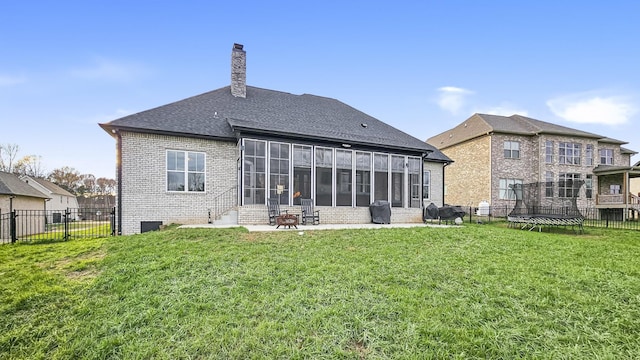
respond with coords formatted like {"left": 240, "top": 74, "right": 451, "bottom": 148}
{"left": 0, "top": 207, "right": 116, "bottom": 244}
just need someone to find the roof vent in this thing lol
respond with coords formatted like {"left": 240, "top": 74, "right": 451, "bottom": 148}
{"left": 361, "top": 123, "right": 368, "bottom": 128}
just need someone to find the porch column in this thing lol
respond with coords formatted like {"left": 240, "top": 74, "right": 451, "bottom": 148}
{"left": 624, "top": 171, "right": 629, "bottom": 221}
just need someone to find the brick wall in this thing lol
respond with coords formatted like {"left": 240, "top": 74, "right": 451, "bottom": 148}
{"left": 238, "top": 205, "right": 422, "bottom": 225}
{"left": 440, "top": 136, "right": 491, "bottom": 207}
{"left": 117, "top": 132, "right": 455, "bottom": 232}
{"left": 119, "top": 132, "right": 237, "bottom": 234}
{"left": 423, "top": 161, "right": 445, "bottom": 207}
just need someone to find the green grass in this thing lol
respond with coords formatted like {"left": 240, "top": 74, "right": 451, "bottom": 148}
{"left": 1, "top": 225, "right": 639, "bottom": 359}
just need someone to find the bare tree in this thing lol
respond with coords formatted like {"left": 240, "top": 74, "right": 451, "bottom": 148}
{"left": 96, "top": 177, "right": 117, "bottom": 207}
{"left": 78, "top": 174, "right": 96, "bottom": 197}
{"left": 13, "top": 155, "right": 47, "bottom": 177}
{"left": 48, "top": 166, "right": 83, "bottom": 194}
{"left": 0, "top": 143, "right": 20, "bottom": 173}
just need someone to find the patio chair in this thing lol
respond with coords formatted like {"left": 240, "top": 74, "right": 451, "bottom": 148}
{"left": 300, "top": 199, "right": 320, "bottom": 225}
{"left": 267, "top": 198, "right": 286, "bottom": 225}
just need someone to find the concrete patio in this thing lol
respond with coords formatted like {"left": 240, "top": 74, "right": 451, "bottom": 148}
{"left": 179, "top": 222, "right": 458, "bottom": 232}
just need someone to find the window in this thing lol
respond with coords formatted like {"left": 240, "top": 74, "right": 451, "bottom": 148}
{"left": 391, "top": 155, "right": 405, "bottom": 207}
{"left": 559, "top": 142, "right": 581, "bottom": 165}
{"left": 610, "top": 184, "right": 621, "bottom": 195}
{"left": 599, "top": 149, "right": 614, "bottom": 165}
{"left": 499, "top": 178, "right": 522, "bottom": 200}
{"left": 408, "top": 157, "right": 421, "bottom": 208}
{"left": 545, "top": 171, "right": 554, "bottom": 197}
{"left": 545, "top": 141, "right": 553, "bottom": 163}
{"left": 355, "top": 152, "right": 371, "bottom": 207}
{"left": 336, "top": 149, "right": 352, "bottom": 206}
{"left": 315, "top": 147, "right": 333, "bottom": 206}
{"left": 269, "top": 142, "right": 290, "bottom": 205}
{"left": 422, "top": 170, "right": 431, "bottom": 201}
{"left": 504, "top": 141, "right": 520, "bottom": 159}
{"left": 558, "top": 173, "right": 581, "bottom": 198}
{"left": 243, "top": 140, "right": 266, "bottom": 204}
{"left": 585, "top": 144, "right": 593, "bottom": 166}
{"left": 167, "top": 150, "right": 205, "bottom": 192}
{"left": 293, "top": 145, "right": 312, "bottom": 205}
{"left": 585, "top": 174, "right": 593, "bottom": 199}
{"left": 374, "top": 154, "right": 389, "bottom": 201}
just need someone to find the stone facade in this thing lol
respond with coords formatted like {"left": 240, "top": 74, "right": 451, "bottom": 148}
{"left": 439, "top": 132, "right": 632, "bottom": 210}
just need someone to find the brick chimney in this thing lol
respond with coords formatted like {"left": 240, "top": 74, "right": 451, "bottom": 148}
{"left": 231, "top": 43, "right": 246, "bottom": 98}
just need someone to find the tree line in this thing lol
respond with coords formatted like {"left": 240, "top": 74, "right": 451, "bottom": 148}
{"left": 1, "top": 143, "right": 115, "bottom": 207}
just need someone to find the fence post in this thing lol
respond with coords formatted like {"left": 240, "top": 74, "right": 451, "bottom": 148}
{"left": 64, "top": 208, "right": 71, "bottom": 241}
{"left": 110, "top": 207, "right": 116, "bottom": 236}
{"left": 10, "top": 210, "right": 17, "bottom": 243}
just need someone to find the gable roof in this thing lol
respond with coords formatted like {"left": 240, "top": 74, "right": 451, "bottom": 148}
{"left": 100, "top": 86, "right": 451, "bottom": 162}
{"left": 0, "top": 172, "right": 50, "bottom": 199}
{"left": 21, "top": 176, "right": 75, "bottom": 197}
{"left": 427, "top": 113, "right": 624, "bottom": 150}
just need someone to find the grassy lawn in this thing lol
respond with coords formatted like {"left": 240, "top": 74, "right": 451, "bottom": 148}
{"left": 1, "top": 224, "right": 639, "bottom": 359}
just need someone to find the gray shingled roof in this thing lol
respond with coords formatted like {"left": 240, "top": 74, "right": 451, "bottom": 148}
{"left": 100, "top": 86, "right": 450, "bottom": 162}
{"left": 0, "top": 172, "right": 50, "bottom": 199}
{"left": 428, "top": 113, "right": 628, "bottom": 150}
{"left": 26, "top": 177, "right": 76, "bottom": 197}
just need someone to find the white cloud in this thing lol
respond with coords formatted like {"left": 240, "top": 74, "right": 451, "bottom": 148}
{"left": 70, "top": 57, "right": 145, "bottom": 82}
{"left": 0, "top": 75, "right": 26, "bottom": 86}
{"left": 474, "top": 103, "right": 528, "bottom": 117}
{"left": 547, "top": 92, "right": 636, "bottom": 125}
{"left": 436, "top": 86, "right": 474, "bottom": 115}
{"left": 91, "top": 109, "right": 133, "bottom": 124}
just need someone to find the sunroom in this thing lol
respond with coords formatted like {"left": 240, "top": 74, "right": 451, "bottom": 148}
{"left": 238, "top": 137, "right": 434, "bottom": 224}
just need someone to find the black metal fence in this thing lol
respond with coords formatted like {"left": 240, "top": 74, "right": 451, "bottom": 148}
{"left": 0, "top": 207, "right": 116, "bottom": 244}
{"left": 458, "top": 205, "right": 640, "bottom": 231}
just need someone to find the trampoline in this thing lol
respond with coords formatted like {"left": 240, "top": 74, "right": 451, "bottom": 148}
{"left": 507, "top": 180, "right": 585, "bottom": 233}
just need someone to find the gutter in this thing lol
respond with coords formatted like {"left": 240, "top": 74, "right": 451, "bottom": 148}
{"left": 116, "top": 129, "right": 123, "bottom": 235}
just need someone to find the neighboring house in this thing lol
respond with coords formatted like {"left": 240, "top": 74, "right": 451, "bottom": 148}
{"left": 0, "top": 171, "right": 50, "bottom": 240}
{"left": 20, "top": 175, "right": 80, "bottom": 221}
{"left": 427, "top": 113, "right": 640, "bottom": 219}
{"left": 631, "top": 161, "right": 640, "bottom": 198}
{"left": 100, "top": 44, "right": 451, "bottom": 235}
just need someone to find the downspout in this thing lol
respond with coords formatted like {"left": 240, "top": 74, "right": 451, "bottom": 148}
{"left": 115, "top": 129, "right": 123, "bottom": 235}
{"left": 443, "top": 161, "right": 450, "bottom": 206}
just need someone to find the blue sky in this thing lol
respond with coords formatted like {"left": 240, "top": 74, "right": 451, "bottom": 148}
{"left": 2, "top": 1, "right": 639, "bottom": 179}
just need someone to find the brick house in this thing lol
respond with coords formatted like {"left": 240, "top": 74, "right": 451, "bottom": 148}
{"left": 100, "top": 44, "right": 451, "bottom": 235}
{"left": 427, "top": 113, "right": 640, "bottom": 219}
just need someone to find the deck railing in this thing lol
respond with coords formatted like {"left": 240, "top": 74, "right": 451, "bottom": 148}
{"left": 597, "top": 193, "right": 624, "bottom": 205}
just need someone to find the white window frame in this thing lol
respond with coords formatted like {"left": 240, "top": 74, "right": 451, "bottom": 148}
{"left": 423, "top": 169, "right": 431, "bottom": 200}
{"left": 559, "top": 142, "right": 581, "bottom": 165}
{"left": 599, "top": 149, "right": 614, "bottom": 165}
{"left": 166, "top": 149, "right": 206, "bottom": 193}
{"left": 499, "top": 178, "right": 522, "bottom": 200}
{"left": 504, "top": 141, "right": 520, "bottom": 159}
